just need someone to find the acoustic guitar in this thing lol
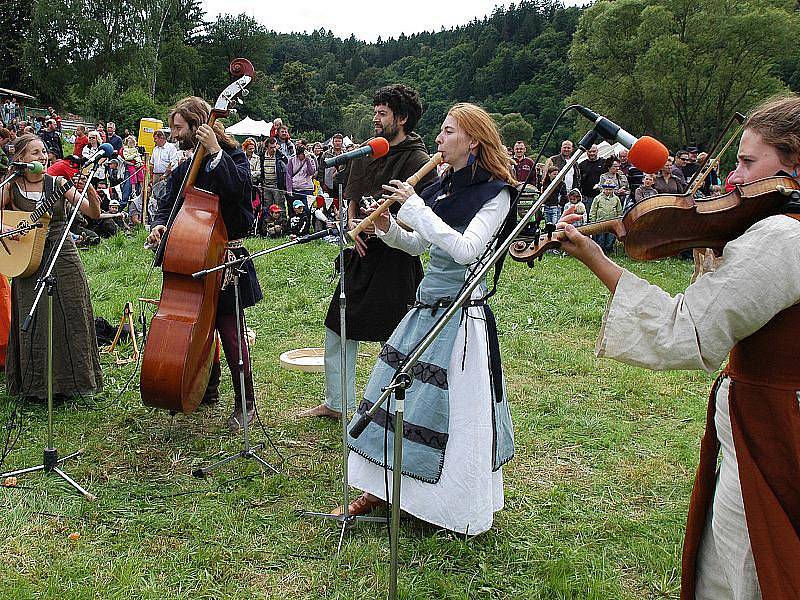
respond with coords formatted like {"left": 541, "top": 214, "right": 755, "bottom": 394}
{"left": 0, "top": 176, "right": 70, "bottom": 278}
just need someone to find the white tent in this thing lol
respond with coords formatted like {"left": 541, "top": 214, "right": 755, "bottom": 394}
{"left": 576, "top": 141, "right": 624, "bottom": 163}
{"left": 226, "top": 117, "right": 272, "bottom": 137}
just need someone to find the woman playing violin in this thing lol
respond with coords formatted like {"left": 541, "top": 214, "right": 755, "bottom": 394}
{"left": 559, "top": 95, "right": 800, "bottom": 599}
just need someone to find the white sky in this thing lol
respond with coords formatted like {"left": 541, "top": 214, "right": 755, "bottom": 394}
{"left": 201, "top": 0, "right": 586, "bottom": 42}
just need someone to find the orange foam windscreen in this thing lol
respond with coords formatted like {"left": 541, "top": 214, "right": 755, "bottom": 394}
{"left": 367, "top": 137, "right": 390, "bottom": 159}
{"left": 628, "top": 135, "right": 669, "bottom": 174}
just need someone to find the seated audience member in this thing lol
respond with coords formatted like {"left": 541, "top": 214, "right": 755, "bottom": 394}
{"left": 262, "top": 204, "right": 288, "bottom": 238}
{"left": 288, "top": 199, "right": 310, "bottom": 239}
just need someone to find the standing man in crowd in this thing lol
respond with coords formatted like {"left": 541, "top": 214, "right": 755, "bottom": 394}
{"left": 149, "top": 129, "right": 180, "bottom": 222}
{"left": 106, "top": 122, "right": 123, "bottom": 152}
{"left": 299, "top": 84, "right": 438, "bottom": 420}
{"left": 39, "top": 119, "right": 63, "bottom": 160}
{"left": 545, "top": 140, "right": 580, "bottom": 211}
{"left": 277, "top": 124, "right": 295, "bottom": 159}
{"left": 578, "top": 144, "right": 605, "bottom": 210}
{"left": 672, "top": 151, "right": 691, "bottom": 184}
{"left": 258, "top": 137, "right": 287, "bottom": 215}
{"left": 319, "top": 133, "right": 347, "bottom": 198}
{"left": 73, "top": 125, "right": 89, "bottom": 158}
{"left": 683, "top": 146, "right": 701, "bottom": 180}
{"left": 512, "top": 140, "right": 535, "bottom": 186}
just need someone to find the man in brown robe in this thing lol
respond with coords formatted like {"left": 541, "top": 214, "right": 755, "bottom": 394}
{"left": 299, "top": 84, "right": 437, "bottom": 419}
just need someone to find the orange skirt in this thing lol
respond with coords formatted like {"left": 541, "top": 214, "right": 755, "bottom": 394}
{"left": 0, "top": 275, "right": 10, "bottom": 368}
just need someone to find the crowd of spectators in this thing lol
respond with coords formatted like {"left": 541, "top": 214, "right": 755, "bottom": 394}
{"left": 509, "top": 137, "right": 723, "bottom": 255}
{"left": 0, "top": 105, "right": 147, "bottom": 246}
{"left": 0, "top": 98, "right": 729, "bottom": 257}
{"left": 240, "top": 124, "right": 353, "bottom": 241}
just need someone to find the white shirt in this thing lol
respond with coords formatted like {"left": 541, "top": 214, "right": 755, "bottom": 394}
{"left": 377, "top": 188, "right": 511, "bottom": 265}
{"left": 150, "top": 142, "right": 180, "bottom": 174}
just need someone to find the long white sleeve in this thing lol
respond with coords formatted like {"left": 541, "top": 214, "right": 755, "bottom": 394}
{"left": 377, "top": 188, "right": 511, "bottom": 264}
{"left": 596, "top": 215, "right": 800, "bottom": 372}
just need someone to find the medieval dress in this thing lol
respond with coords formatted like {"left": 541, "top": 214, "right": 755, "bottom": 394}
{"left": 347, "top": 165, "right": 515, "bottom": 536}
{"left": 595, "top": 214, "right": 800, "bottom": 599}
{"left": 6, "top": 175, "right": 103, "bottom": 398}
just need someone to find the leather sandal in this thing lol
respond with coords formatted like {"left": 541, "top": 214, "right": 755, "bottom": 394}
{"left": 333, "top": 493, "right": 385, "bottom": 516}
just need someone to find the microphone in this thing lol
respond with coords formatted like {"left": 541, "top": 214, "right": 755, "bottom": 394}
{"left": 575, "top": 106, "right": 669, "bottom": 173}
{"left": 82, "top": 143, "right": 115, "bottom": 166}
{"left": 293, "top": 227, "right": 342, "bottom": 243}
{"left": 324, "top": 137, "right": 390, "bottom": 168}
{"left": 11, "top": 161, "right": 44, "bottom": 175}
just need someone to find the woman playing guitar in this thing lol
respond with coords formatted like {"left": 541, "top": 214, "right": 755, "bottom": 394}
{"left": 2, "top": 134, "right": 102, "bottom": 400}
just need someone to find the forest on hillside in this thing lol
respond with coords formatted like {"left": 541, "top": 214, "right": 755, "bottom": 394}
{"left": 2, "top": 0, "right": 798, "bottom": 153}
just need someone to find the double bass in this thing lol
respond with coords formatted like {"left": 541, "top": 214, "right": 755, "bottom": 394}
{"left": 140, "top": 59, "right": 254, "bottom": 414}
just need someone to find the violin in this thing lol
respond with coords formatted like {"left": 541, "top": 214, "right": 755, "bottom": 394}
{"left": 140, "top": 59, "right": 254, "bottom": 414}
{"left": 510, "top": 176, "right": 800, "bottom": 263}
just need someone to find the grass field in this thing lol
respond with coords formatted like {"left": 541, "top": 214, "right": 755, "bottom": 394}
{"left": 0, "top": 229, "right": 712, "bottom": 599}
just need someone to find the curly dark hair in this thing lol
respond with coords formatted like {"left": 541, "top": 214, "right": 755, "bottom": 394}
{"left": 373, "top": 84, "right": 423, "bottom": 134}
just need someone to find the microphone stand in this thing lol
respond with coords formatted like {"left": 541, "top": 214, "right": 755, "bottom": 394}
{"left": 300, "top": 183, "right": 387, "bottom": 555}
{"left": 189, "top": 221, "right": 348, "bottom": 477}
{"left": 348, "top": 127, "right": 603, "bottom": 600}
{"left": 191, "top": 262, "right": 279, "bottom": 478}
{"left": 0, "top": 169, "right": 20, "bottom": 192}
{"left": 0, "top": 163, "right": 107, "bottom": 501}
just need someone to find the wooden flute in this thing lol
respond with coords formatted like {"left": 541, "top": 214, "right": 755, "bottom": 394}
{"left": 347, "top": 152, "right": 443, "bottom": 240}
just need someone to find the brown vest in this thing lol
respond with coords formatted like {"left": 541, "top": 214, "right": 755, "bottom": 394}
{"left": 681, "top": 300, "right": 800, "bottom": 599}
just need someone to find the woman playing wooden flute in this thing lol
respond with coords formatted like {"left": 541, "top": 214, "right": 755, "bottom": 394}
{"left": 340, "top": 103, "right": 517, "bottom": 536}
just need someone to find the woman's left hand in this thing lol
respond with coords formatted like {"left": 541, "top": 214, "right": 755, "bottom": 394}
{"left": 381, "top": 180, "right": 414, "bottom": 205}
{"left": 196, "top": 124, "right": 221, "bottom": 155}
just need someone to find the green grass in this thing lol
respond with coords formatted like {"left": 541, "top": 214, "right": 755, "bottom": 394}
{"left": 0, "top": 229, "right": 711, "bottom": 599}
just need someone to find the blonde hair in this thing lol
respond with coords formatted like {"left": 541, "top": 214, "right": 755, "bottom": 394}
{"left": 746, "top": 94, "right": 800, "bottom": 164}
{"left": 169, "top": 96, "right": 238, "bottom": 150}
{"left": 446, "top": 103, "right": 516, "bottom": 184}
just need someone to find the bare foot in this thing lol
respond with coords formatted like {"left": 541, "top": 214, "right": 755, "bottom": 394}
{"left": 297, "top": 403, "right": 341, "bottom": 419}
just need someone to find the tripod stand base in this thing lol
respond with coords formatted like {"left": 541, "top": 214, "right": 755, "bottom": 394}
{"left": 0, "top": 448, "right": 97, "bottom": 501}
{"left": 302, "top": 510, "right": 388, "bottom": 553}
{"left": 192, "top": 442, "right": 280, "bottom": 478}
